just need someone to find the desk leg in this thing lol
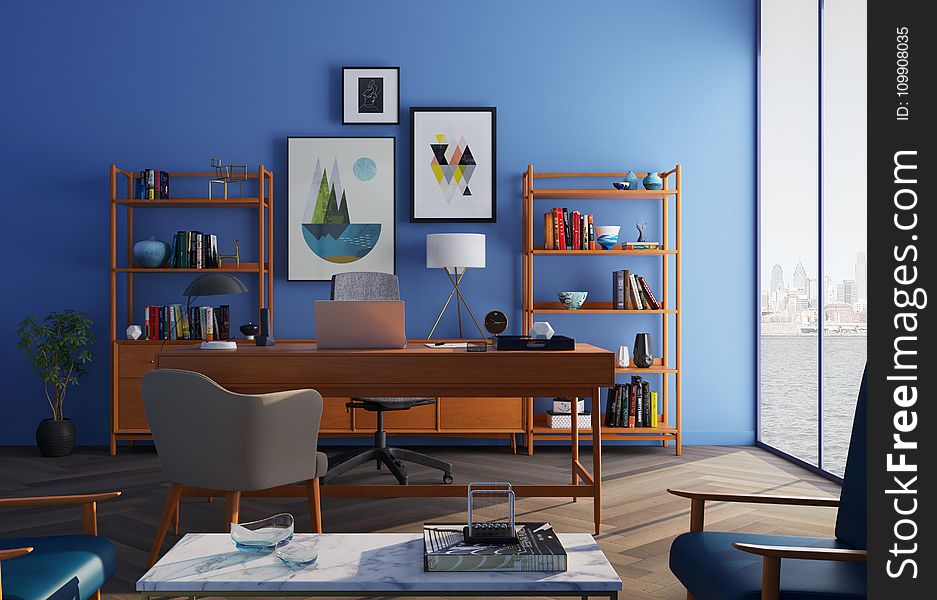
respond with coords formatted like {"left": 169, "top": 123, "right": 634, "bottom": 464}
{"left": 571, "top": 396, "right": 579, "bottom": 502}
{"left": 592, "top": 386, "right": 602, "bottom": 535}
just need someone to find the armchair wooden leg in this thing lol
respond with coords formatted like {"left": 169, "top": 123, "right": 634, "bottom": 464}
{"left": 225, "top": 491, "right": 241, "bottom": 528}
{"left": 761, "top": 556, "right": 781, "bottom": 600}
{"left": 689, "top": 499, "right": 705, "bottom": 532}
{"left": 686, "top": 593, "right": 694, "bottom": 600}
{"left": 148, "top": 483, "right": 185, "bottom": 568}
{"left": 91, "top": 590, "right": 101, "bottom": 600}
{"left": 307, "top": 478, "right": 322, "bottom": 533}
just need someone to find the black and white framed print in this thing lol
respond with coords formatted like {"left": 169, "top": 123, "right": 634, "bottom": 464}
{"left": 410, "top": 107, "right": 496, "bottom": 222}
{"left": 342, "top": 67, "right": 399, "bottom": 125}
{"left": 287, "top": 137, "right": 396, "bottom": 280}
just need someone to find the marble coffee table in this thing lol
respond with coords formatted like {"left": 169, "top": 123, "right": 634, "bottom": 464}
{"left": 138, "top": 533, "right": 622, "bottom": 599}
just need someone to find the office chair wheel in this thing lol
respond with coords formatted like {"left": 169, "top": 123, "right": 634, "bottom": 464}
{"left": 442, "top": 472, "right": 454, "bottom": 484}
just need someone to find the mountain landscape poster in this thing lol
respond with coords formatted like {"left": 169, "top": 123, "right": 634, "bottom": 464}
{"left": 288, "top": 137, "right": 395, "bottom": 280}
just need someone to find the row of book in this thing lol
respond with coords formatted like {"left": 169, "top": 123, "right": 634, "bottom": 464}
{"left": 136, "top": 169, "right": 170, "bottom": 199}
{"left": 543, "top": 208, "right": 596, "bottom": 250}
{"left": 605, "top": 376, "right": 659, "bottom": 428}
{"left": 168, "top": 231, "right": 220, "bottom": 269}
{"left": 612, "top": 269, "right": 662, "bottom": 310}
{"left": 144, "top": 304, "right": 231, "bottom": 341}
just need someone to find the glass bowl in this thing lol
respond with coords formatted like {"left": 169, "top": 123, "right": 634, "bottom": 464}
{"left": 230, "top": 513, "right": 294, "bottom": 553}
{"left": 275, "top": 538, "right": 319, "bottom": 568}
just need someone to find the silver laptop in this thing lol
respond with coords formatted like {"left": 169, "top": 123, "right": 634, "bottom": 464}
{"left": 314, "top": 300, "right": 407, "bottom": 349}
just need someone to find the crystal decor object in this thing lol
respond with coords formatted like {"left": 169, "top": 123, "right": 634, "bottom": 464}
{"left": 530, "top": 321, "right": 555, "bottom": 340}
{"left": 230, "top": 513, "right": 294, "bottom": 553}
{"left": 275, "top": 538, "right": 320, "bottom": 568}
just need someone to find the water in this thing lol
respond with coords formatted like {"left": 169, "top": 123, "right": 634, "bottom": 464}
{"left": 760, "top": 336, "right": 866, "bottom": 477}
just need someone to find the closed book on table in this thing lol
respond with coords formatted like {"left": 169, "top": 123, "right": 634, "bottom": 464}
{"left": 423, "top": 522, "right": 567, "bottom": 572}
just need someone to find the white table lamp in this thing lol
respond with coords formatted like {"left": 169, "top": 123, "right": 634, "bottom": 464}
{"left": 426, "top": 233, "right": 486, "bottom": 339}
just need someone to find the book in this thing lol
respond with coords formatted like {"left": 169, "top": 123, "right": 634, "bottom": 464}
{"left": 423, "top": 522, "right": 567, "bottom": 572}
{"left": 613, "top": 270, "right": 626, "bottom": 310}
{"left": 628, "top": 383, "right": 637, "bottom": 427}
{"left": 632, "top": 376, "right": 644, "bottom": 427}
{"left": 158, "top": 170, "right": 170, "bottom": 199}
{"left": 651, "top": 391, "right": 659, "bottom": 427}
{"left": 562, "top": 208, "right": 570, "bottom": 249}
{"left": 622, "top": 269, "right": 632, "bottom": 309}
{"left": 630, "top": 273, "right": 644, "bottom": 309}
{"left": 637, "top": 276, "right": 661, "bottom": 310}
{"left": 543, "top": 211, "right": 554, "bottom": 250}
{"left": 618, "top": 384, "right": 629, "bottom": 427}
{"left": 555, "top": 208, "right": 565, "bottom": 252}
{"left": 613, "top": 384, "right": 624, "bottom": 427}
{"left": 642, "top": 381, "right": 652, "bottom": 427}
{"left": 588, "top": 215, "right": 596, "bottom": 250}
{"left": 571, "top": 211, "right": 580, "bottom": 251}
{"left": 605, "top": 386, "right": 617, "bottom": 427}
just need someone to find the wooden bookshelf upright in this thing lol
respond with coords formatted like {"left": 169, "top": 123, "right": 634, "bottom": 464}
{"left": 108, "top": 165, "right": 274, "bottom": 455}
{"left": 522, "top": 165, "right": 682, "bottom": 455}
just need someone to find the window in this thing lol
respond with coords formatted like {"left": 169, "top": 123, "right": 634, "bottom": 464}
{"left": 758, "top": 0, "right": 867, "bottom": 478}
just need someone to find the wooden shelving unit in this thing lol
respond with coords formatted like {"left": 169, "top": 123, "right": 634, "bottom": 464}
{"left": 108, "top": 165, "right": 274, "bottom": 455}
{"left": 522, "top": 165, "right": 682, "bottom": 455}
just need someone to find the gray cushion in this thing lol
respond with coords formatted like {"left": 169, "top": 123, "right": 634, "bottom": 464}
{"left": 315, "top": 451, "right": 328, "bottom": 478}
{"left": 331, "top": 272, "right": 399, "bottom": 301}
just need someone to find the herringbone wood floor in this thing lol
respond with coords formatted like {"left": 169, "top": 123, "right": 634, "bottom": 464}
{"left": 0, "top": 444, "right": 840, "bottom": 599}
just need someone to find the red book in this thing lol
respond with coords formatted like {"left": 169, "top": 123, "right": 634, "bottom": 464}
{"left": 628, "top": 384, "right": 637, "bottom": 427}
{"left": 148, "top": 305, "right": 158, "bottom": 340}
{"left": 637, "top": 276, "right": 662, "bottom": 309}
{"left": 555, "top": 207, "right": 565, "bottom": 251}
{"left": 571, "top": 211, "right": 581, "bottom": 251}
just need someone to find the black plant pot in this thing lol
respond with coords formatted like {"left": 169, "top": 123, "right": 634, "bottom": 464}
{"left": 36, "top": 418, "right": 75, "bottom": 457}
{"left": 633, "top": 333, "right": 653, "bottom": 368}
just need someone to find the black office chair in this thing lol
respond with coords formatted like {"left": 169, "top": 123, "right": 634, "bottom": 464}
{"left": 320, "top": 272, "right": 454, "bottom": 485}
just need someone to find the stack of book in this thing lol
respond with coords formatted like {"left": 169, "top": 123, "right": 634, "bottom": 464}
{"left": 612, "top": 270, "right": 661, "bottom": 310}
{"left": 605, "top": 376, "right": 659, "bottom": 428}
{"left": 143, "top": 304, "right": 231, "bottom": 341}
{"left": 623, "top": 241, "right": 661, "bottom": 250}
{"left": 136, "top": 169, "right": 170, "bottom": 199}
{"left": 543, "top": 208, "right": 596, "bottom": 250}
{"left": 168, "top": 231, "right": 220, "bottom": 269}
{"left": 423, "top": 522, "right": 567, "bottom": 572}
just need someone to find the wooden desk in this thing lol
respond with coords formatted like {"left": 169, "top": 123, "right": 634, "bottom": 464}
{"left": 156, "top": 342, "right": 615, "bottom": 534}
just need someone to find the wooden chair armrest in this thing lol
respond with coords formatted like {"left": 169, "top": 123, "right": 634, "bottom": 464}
{"left": 0, "top": 547, "right": 33, "bottom": 562}
{"left": 733, "top": 542, "right": 868, "bottom": 563}
{"left": 668, "top": 488, "right": 839, "bottom": 507}
{"left": 0, "top": 492, "right": 121, "bottom": 509}
{"left": 0, "top": 492, "right": 120, "bottom": 536}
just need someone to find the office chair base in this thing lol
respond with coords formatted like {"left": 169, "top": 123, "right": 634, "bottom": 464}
{"left": 323, "top": 447, "right": 453, "bottom": 485}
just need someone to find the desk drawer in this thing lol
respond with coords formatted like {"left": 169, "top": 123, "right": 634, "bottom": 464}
{"left": 354, "top": 402, "right": 437, "bottom": 431}
{"left": 118, "top": 343, "right": 198, "bottom": 378}
{"left": 439, "top": 397, "right": 524, "bottom": 430}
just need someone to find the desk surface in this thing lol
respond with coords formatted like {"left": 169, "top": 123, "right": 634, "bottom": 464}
{"left": 138, "top": 532, "right": 623, "bottom": 594}
{"left": 160, "top": 341, "right": 611, "bottom": 356}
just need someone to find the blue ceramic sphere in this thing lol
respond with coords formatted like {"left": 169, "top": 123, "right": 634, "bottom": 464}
{"left": 643, "top": 170, "right": 663, "bottom": 190}
{"left": 133, "top": 237, "right": 171, "bottom": 268}
{"left": 557, "top": 291, "right": 588, "bottom": 310}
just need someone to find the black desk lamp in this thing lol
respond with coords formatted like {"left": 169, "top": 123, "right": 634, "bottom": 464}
{"left": 182, "top": 273, "right": 249, "bottom": 313}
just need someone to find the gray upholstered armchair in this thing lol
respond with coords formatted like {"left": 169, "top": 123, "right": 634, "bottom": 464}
{"left": 142, "top": 369, "right": 328, "bottom": 567}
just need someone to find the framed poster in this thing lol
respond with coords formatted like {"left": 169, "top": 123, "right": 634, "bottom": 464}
{"left": 288, "top": 137, "right": 395, "bottom": 280}
{"left": 343, "top": 67, "right": 400, "bottom": 125}
{"left": 410, "top": 107, "right": 496, "bottom": 222}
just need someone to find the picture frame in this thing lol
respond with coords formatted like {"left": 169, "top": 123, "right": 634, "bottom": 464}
{"left": 342, "top": 67, "right": 400, "bottom": 125}
{"left": 287, "top": 136, "right": 396, "bottom": 280}
{"left": 410, "top": 107, "right": 497, "bottom": 223}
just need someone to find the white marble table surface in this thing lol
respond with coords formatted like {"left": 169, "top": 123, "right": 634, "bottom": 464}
{"left": 137, "top": 533, "right": 622, "bottom": 594}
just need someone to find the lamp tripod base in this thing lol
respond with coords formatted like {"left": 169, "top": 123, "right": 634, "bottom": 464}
{"left": 427, "top": 267, "right": 486, "bottom": 340}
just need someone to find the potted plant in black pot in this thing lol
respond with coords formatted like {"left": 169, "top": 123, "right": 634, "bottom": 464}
{"left": 16, "top": 309, "right": 93, "bottom": 457}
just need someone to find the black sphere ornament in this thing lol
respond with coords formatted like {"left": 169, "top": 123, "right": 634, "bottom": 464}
{"left": 633, "top": 333, "right": 653, "bottom": 368}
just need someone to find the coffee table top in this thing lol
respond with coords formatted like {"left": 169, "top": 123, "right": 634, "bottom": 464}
{"left": 137, "top": 533, "right": 622, "bottom": 594}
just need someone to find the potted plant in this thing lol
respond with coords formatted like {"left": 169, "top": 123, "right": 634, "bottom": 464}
{"left": 16, "top": 309, "right": 93, "bottom": 457}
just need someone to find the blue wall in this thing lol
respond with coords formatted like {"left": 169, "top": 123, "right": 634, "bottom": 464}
{"left": 0, "top": 0, "right": 756, "bottom": 446}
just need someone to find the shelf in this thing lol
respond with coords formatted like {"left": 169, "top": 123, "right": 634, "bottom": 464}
{"left": 533, "top": 301, "right": 676, "bottom": 314}
{"left": 616, "top": 365, "right": 678, "bottom": 374}
{"left": 115, "top": 262, "right": 267, "bottom": 273}
{"left": 532, "top": 414, "right": 677, "bottom": 434}
{"left": 531, "top": 189, "right": 677, "bottom": 200}
{"left": 116, "top": 198, "right": 264, "bottom": 208}
{"left": 533, "top": 246, "right": 676, "bottom": 256}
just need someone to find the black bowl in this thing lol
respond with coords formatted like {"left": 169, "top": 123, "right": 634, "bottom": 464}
{"left": 239, "top": 323, "right": 259, "bottom": 338}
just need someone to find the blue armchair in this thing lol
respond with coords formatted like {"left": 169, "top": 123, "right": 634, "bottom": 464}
{"left": 668, "top": 370, "right": 867, "bottom": 600}
{"left": 0, "top": 492, "right": 120, "bottom": 600}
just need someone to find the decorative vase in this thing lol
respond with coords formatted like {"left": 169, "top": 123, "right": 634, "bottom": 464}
{"left": 625, "top": 171, "right": 640, "bottom": 191}
{"left": 36, "top": 418, "right": 75, "bottom": 457}
{"left": 594, "top": 225, "right": 621, "bottom": 250}
{"left": 557, "top": 291, "right": 588, "bottom": 310}
{"left": 617, "top": 345, "right": 631, "bottom": 368}
{"left": 643, "top": 171, "right": 663, "bottom": 190}
{"left": 633, "top": 333, "right": 653, "bottom": 368}
{"left": 133, "top": 237, "right": 171, "bottom": 268}
{"left": 126, "top": 324, "right": 142, "bottom": 340}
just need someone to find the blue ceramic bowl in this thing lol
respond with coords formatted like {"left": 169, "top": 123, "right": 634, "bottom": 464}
{"left": 557, "top": 291, "right": 588, "bottom": 310}
{"left": 133, "top": 237, "right": 171, "bottom": 268}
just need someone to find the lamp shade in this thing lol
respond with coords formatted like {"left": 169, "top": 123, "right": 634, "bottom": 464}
{"left": 426, "top": 233, "right": 486, "bottom": 269}
{"left": 182, "top": 273, "right": 249, "bottom": 297}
